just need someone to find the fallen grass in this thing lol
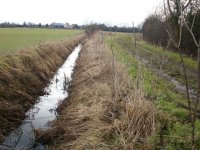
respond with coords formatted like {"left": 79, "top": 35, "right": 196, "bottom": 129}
{"left": 106, "top": 33, "right": 200, "bottom": 149}
{"left": 0, "top": 33, "right": 85, "bottom": 142}
{"left": 47, "top": 32, "right": 156, "bottom": 149}
{"left": 0, "top": 28, "right": 83, "bottom": 53}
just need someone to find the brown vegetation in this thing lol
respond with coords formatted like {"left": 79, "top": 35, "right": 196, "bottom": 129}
{"left": 48, "top": 32, "right": 156, "bottom": 149}
{"left": 0, "top": 34, "right": 85, "bottom": 142}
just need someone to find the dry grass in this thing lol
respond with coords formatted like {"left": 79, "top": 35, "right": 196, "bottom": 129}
{"left": 48, "top": 32, "right": 157, "bottom": 150}
{"left": 0, "top": 34, "right": 85, "bottom": 142}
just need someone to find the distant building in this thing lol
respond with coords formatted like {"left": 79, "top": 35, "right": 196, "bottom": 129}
{"left": 50, "top": 23, "right": 64, "bottom": 28}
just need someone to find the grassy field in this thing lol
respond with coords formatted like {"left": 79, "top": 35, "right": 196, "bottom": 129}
{"left": 115, "top": 33, "right": 198, "bottom": 91}
{"left": 106, "top": 32, "right": 200, "bottom": 149}
{"left": 0, "top": 28, "right": 82, "bottom": 53}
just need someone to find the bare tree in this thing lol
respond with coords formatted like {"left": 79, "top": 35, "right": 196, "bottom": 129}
{"left": 164, "top": 0, "right": 200, "bottom": 149}
{"left": 163, "top": 0, "right": 200, "bottom": 149}
{"left": 184, "top": 10, "right": 200, "bottom": 149}
{"left": 164, "top": 0, "right": 192, "bottom": 117}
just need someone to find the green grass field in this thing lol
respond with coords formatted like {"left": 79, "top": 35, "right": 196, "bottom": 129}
{"left": 106, "top": 33, "right": 200, "bottom": 149}
{"left": 0, "top": 28, "right": 82, "bottom": 52}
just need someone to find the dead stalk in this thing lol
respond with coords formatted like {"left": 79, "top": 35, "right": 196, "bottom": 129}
{"left": 110, "top": 32, "right": 117, "bottom": 102}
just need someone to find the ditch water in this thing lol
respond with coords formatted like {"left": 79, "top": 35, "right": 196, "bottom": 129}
{"left": 0, "top": 44, "right": 82, "bottom": 150}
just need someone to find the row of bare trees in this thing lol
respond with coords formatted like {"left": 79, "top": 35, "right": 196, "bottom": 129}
{"left": 143, "top": 0, "right": 200, "bottom": 57}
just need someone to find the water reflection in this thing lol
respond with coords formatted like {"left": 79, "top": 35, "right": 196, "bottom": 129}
{"left": 0, "top": 45, "right": 81, "bottom": 150}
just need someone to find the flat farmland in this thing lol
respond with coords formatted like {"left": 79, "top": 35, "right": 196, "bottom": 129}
{"left": 0, "top": 28, "right": 82, "bottom": 52}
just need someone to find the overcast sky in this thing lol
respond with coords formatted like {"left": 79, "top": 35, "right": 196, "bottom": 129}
{"left": 0, "top": 0, "right": 162, "bottom": 26}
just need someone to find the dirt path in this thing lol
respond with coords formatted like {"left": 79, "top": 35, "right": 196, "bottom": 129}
{"left": 48, "top": 32, "right": 156, "bottom": 150}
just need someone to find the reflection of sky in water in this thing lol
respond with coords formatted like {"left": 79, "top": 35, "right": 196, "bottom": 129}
{"left": 1, "top": 45, "right": 81, "bottom": 150}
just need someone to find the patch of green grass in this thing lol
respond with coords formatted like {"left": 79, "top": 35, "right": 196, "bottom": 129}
{"left": 106, "top": 34, "right": 188, "bottom": 114}
{"left": 105, "top": 33, "right": 200, "bottom": 149}
{"left": 115, "top": 33, "right": 197, "bottom": 70}
{"left": 0, "top": 28, "right": 82, "bottom": 52}
{"left": 138, "top": 40, "right": 197, "bottom": 70}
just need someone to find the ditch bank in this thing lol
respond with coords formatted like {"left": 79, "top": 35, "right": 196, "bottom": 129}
{"left": 0, "top": 34, "right": 85, "bottom": 142}
{"left": 47, "top": 32, "right": 156, "bottom": 149}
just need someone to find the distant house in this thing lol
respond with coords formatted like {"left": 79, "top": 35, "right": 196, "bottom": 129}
{"left": 50, "top": 23, "right": 64, "bottom": 28}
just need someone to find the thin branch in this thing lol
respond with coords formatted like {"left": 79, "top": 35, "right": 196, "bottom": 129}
{"left": 167, "top": 0, "right": 173, "bottom": 15}
{"left": 178, "top": 4, "right": 183, "bottom": 47}
{"left": 191, "top": 14, "right": 196, "bottom": 31}
{"left": 163, "top": 0, "right": 167, "bottom": 17}
{"left": 165, "top": 26, "right": 178, "bottom": 47}
{"left": 165, "top": 27, "right": 192, "bottom": 118}
{"left": 183, "top": 0, "right": 192, "bottom": 10}
{"left": 193, "top": 3, "right": 200, "bottom": 11}
{"left": 192, "top": 40, "right": 200, "bottom": 149}
{"left": 184, "top": 21, "right": 199, "bottom": 47}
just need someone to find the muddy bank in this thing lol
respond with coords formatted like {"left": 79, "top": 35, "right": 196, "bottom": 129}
{"left": 48, "top": 32, "right": 156, "bottom": 149}
{"left": 0, "top": 34, "right": 85, "bottom": 142}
